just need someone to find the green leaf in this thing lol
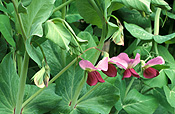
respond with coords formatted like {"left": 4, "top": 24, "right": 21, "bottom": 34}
{"left": 113, "top": 0, "right": 152, "bottom": 13}
{"left": 18, "top": 2, "right": 27, "bottom": 14}
{"left": 158, "top": 45, "right": 175, "bottom": 64}
{"left": 21, "top": 0, "right": 55, "bottom": 37}
{"left": 151, "top": 0, "right": 171, "bottom": 10}
{"left": 142, "top": 70, "right": 168, "bottom": 88}
{"left": 45, "top": 19, "right": 72, "bottom": 51}
{"left": 153, "top": 88, "right": 174, "bottom": 113}
{"left": 123, "top": 89, "right": 158, "bottom": 114}
{"left": 0, "top": 53, "right": 61, "bottom": 114}
{"left": 163, "top": 85, "right": 175, "bottom": 108}
{"left": 0, "top": 4, "right": 13, "bottom": 16}
{"left": 116, "top": 7, "right": 151, "bottom": 28}
{"left": 76, "top": 0, "right": 110, "bottom": 28}
{"left": 72, "top": 82, "right": 119, "bottom": 114}
{"left": 23, "top": 84, "right": 62, "bottom": 114}
{"left": 164, "top": 69, "right": 175, "bottom": 88}
{"left": 0, "top": 37, "right": 7, "bottom": 61}
{"left": 153, "top": 33, "right": 175, "bottom": 44}
{"left": 124, "top": 22, "right": 153, "bottom": 40}
{"left": 0, "top": 14, "right": 15, "bottom": 47}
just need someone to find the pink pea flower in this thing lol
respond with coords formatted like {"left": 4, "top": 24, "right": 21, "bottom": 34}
{"left": 79, "top": 57, "right": 108, "bottom": 86}
{"left": 142, "top": 56, "right": 165, "bottom": 79}
{"left": 110, "top": 53, "right": 140, "bottom": 80}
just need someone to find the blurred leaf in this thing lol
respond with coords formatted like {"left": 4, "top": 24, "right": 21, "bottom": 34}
{"left": 164, "top": 85, "right": 175, "bottom": 108}
{"left": 18, "top": 2, "right": 27, "bottom": 13}
{"left": 151, "top": 64, "right": 170, "bottom": 70}
{"left": 0, "top": 14, "right": 15, "bottom": 47}
{"left": 151, "top": 0, "right": 171, "bottom": 10}
{"left": 123, "top": 89, "right": 158, "bottom": 114}
{"left": 153, "top": 33, "right": 175, "bottom": 44}
{"left": 153, "top": 88, "right": 174, "bottom": 113}
{"left": 113, "top": 0, "right": 152, "bottom": 13}
{"left": 21, "top": 0, "right": 55, "bottom": 37}
{"left": 108, "top": 1, "right": 124, "bottom": 14}
{"left": 0, "top": 4, "right": 13, "bottom": 17}
{"left": 164, "top": 69, "right": 175, "bottom": 88}
{"left": 45, "top": 19, "right": 72, "bottom": 51}
{"left": 158, "top": 45, "right": 175, "bottom": 64}
{"left": 116, "top": 7, "right": 151, "bottom": 28}
{"left": 21, "top": 0, "right": 32, "bottom": 7}
{"left": 124, "top": 39, "right": 140, "bottom": 55}
{"left": 124, "top": 22, "right": 153, "bottom": 40}
{"left": 0, "top": 37, "right": 7, "bottom": 61}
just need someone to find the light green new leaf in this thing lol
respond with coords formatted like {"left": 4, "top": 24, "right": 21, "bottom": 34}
{"left": 151, "top": 0, "right": 171, "bottom": 10}
{"left": 153, "top": 33, "right": 175, "bottom": 44}
{"left": 113, "top": 0, "right": 152, "bottom": 13}
{"left": 124, "top": 22, "right": 153, "bottom": 40}
{"left": 45, "top": 20, "right": 72, "bottom": 51}
{"left": 21, "top": 0, "right": 55, "bottom": 37}
{"left": 123, "top": 89, "right": 158, "bottom": 114}
{"left": 164, "top": 85, "right": 175, "bottom": 108}
{"left": 0, "top": 15, "right": 15, "bottom": 47}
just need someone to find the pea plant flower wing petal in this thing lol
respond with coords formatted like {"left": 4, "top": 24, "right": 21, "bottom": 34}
{"left": 144, "top": 56, "right": 165, "bottom": 67}
{"left": 130, "top": 53, "right": 140, "bottom": 67}
{"left": 96, "top": 57, "right": 109, "bottom": 71}
{"left": 79, "top": 60, "right": 97, "bottom": 70}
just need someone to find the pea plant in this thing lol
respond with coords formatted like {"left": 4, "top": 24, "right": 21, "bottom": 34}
{"left": 0, "top": 0, "right": 175, "bottom": 114}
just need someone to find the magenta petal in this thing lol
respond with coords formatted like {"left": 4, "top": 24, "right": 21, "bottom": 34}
{"left": 102, "top": 64, "right": 117, "bottom": 77}
{"left": 96, "top": 57, "right": 108, "bottom": 71}
{"left": 130, "top": 68, "right": 140, "bottom": 78}
{"left": 130, "top": 53, "right": 140, "bottom": 67}
{"left": 79, "top": 60, "right": 97, "bottom": 70}
{"left": 87, "top": 71, "right": 98, "bottom": 86}
{"left": 145, "top": 56, "right": 165, "bottom": 66}
{"left": 143, "top": 67, "right": 159, "bottom": 79}
{"left": 122, "top": 69, "right": 132, "bottom": 80}
{"left": 117, "top": 53, "right": 130, "bottom": 63}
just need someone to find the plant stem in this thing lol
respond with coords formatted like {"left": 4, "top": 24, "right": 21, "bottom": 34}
{"left": 124, "top": 77, "right": 135, "bottom": 99}
{"left": 15, "top": 52, "right": 29, "bottom": 114}
{"left": 153, "top": 8, "right": 161, "bottom": 55}
{"left": 71, "top": 71, "right": 87, "bottom": 109}
{"left": 17, "top": 54, "right": 23, "bottom": 76}
{"left": 53, "top": 0, "right": 75, "bottom": 13}
{"left": 22, "top": 57, "right": 77, "bottom": 108}
{"left": 62, "top": 0, "right": 67, "bottom": 19}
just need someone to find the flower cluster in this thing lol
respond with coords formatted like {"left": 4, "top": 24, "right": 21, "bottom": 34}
{"left": 79, "top": 53, "right": 165, "bottom": 86}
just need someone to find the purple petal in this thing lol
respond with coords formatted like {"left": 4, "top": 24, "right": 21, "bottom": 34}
{"left": 122, "top": 69, "right": 132, "bottom": 80}
{"left": 79, "top": 60, "right": 97, "bottom": 70}
{"left": 130, "top": 68, "right": 140, "bottom": 78}
{"left": 145, "top": 56, "right": 165, "bottom": 66}
{"left": 130, "top": 53, "right": 140, "bottom": 67}
{"left": 95, "top": 71, "right": 105, "bottom": 83}
{"left": 110, "top": 57, "right": 128, "bottom": 69}
{"left": 102, "top": 64, "right": 117, "bottom": 77}
{"left": 96, "top": 57, "right": 108, "bottom": 71}
{"left": 143, "top": 67, "right": 159, "bottom": 79}
{"left": 87, "top": 71, "right": 98, "bottom": 86}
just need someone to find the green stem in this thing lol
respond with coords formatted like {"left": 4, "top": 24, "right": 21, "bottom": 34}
{"left": 15, "top": 52, "right": 29, "bottom": 114}
{"left": 124, "top": 77, "right": 135, "bottom": 99}
{"left": 22, "top": 57, "right": 77, "bottom": 108}
{"left": 71, "top": 71, "right": 87, "bottom": 109}
{"left": 62, "top": 0, "right": 67, "bottom": 19}
{"left": 153, "top": 8, "right": 161, "bottom": 55}
{"left": 17, "top": 54, "right": 23, "bottom": 76}
{"left": 53, "top": 0, "right": 75, "bottom": 13}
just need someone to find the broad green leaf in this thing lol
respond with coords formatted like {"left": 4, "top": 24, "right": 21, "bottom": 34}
{"left": 0, "top": 4, "right": 13, "bottom": 16}
{"left": 153, "top": 33, "right": 175, "bottom": 44}
{"left": 76, "top": 0, "right": 110, "bottom": 28}
{"left": 45, "top": 19, "right": 71, "bottom": 51}
{"left": 142, "top": 70, "right": 168, "bottom": 88}
{"left": 0, "top": 53, "right": 61, "bottom": 114}
{"left": 115, "top": 7, "right": 151, "bottom": 28}
{"left": 164, "top": 85, "right": 175, "bottom": 108}
{"left": 108, "top": 1, "right": 124, "bottom": 14}
{"left": 0, "top": 37, "right": 7, "bottom": 61}
{"left": 166, "top": 11, "right": 175, "bottom": 20}
{"left": 123, "top": 89, "right": 158, "bottom": 114}
{"left": 113, "top": 0, "right": 152, "bottom": 13}
{"left": 153, "top": 88, "right": 174, "bottom": 113}
{"left": 72, "top": 82, "right": 119, "bottom": 114}
{"left": 21, "top": 0, "right": 55, "bottom": 37}
{"left": 151, "top": 0, "right": 171, "bottom": 10}
{"left": 66, "top": 1, "right": 82, "bottom": 23}
{"left": 18, "top": 2, "right": 27, "bottom": 14}
{"left": 154, "top": 105, "right": 172, "bottom": 114}
{"left": 21, "top": 0, "right": 32, "bottom": 7}
{"left": 22, "top": 84, "right": 62, "bottom": 114}
{"left": 164, "top": 69, "right": 175, "bottom": 88}
{"left": 158, "top": 45, "right": 175, "bottom": 64}
{"left": 0, "top": 15, "right": 15, "bottom": 47}
{"left": 133, "top": 42, "right": 152, "bottom": 56}
{"left": 124, "top": 22, "right": 153, "bottom": 40}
